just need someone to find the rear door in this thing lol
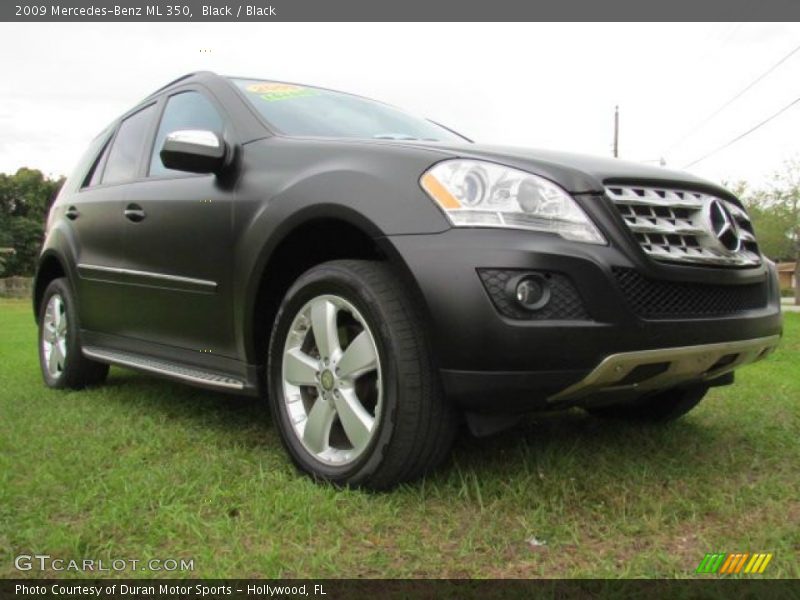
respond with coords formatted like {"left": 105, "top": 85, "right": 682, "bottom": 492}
{"left": 73, "top": 104, "right": 158, "bottom": 336}
{"left": 118, "top": 87, "right": 238, "bottom": 357}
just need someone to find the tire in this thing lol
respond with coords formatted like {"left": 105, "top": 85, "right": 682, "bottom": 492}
{"left": 38, "top": 277, "right": 109, "bottom": 389}
{"left": 267, "top": 259, "right": 457, "bottom": 489}
{"left": 586, "top": 384, "right": 709, "bottom": 423}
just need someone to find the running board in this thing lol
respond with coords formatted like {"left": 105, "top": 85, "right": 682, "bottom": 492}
{"left": 82, "top": 346, "right": 246, "bottom": 391}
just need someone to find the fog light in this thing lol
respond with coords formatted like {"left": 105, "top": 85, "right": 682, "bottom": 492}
{"left": 508, "top": 274, "right": 550, "bottom": 311}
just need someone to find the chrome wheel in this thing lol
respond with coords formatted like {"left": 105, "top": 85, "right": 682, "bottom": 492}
{"left": 281, "top": 294, "right": 382, "bottom": 466}
{"left": 42, "top": 294, "right": 68, "bottom": 378}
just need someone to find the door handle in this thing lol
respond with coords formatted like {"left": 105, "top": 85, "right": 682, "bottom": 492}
{"left": 124, "top": 204, "right": 146, "bottom": 222}
{"left": 65, "top": 206, "right": 79, "bottom": 220}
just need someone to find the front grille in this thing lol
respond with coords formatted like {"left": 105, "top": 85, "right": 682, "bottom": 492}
{"left": 478, "top": 269, "right": 590, "bottom": 320}
{"left": 605, "top": 185, "right": 761, "bottom": 268}
{"left": 613, "top": 267, "right": 768, "bottom": 319}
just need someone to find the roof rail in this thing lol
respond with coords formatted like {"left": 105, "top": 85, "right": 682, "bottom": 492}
{"left": 142, "top": 71, "right": 218, "bottom": 100}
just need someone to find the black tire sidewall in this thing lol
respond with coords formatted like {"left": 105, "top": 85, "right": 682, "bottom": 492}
{"left": 38, "top": 278, "right": 81, "bottom": 389}
{"left": 267, "top": 264, "right": 401, "bottom": 485}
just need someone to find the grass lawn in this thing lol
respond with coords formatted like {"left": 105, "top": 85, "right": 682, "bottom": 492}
{"left": 1, "top": 297, "right": 798, "bottom": 579}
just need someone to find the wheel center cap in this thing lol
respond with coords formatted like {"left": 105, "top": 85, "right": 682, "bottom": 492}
{"left": 320, "top": 369, "right": 335, "bottom": 391}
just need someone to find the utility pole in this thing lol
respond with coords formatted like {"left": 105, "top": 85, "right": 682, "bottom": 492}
{"left": 613, "top": 105, "right": 619, "bottom": 158}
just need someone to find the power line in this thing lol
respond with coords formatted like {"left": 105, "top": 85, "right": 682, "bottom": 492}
{"left": 667, "top": 41, "right": 800, "bottom": 153}
{"left": 684, "top": 92, "right": 800, "bottom": 168}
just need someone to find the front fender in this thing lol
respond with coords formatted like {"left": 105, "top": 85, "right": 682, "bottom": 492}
{"left": 231, "top": 136, "right": 453, "bottom": 360}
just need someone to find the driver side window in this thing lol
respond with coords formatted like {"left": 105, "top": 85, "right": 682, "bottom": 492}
{"left": 149, "top": 91, "right": 224, "bottom": 177}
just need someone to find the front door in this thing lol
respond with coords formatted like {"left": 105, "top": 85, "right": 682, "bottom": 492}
{"left": 118, "top": 89, "right": 238, "bottom": 358}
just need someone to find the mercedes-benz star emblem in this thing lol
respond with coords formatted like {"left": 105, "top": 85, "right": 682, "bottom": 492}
{"left": 706, "top": 199, "right": 741, "bottom": 253}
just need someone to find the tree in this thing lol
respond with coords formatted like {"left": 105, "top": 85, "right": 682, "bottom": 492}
{"left": 0, "top": 168, "right": 64, "bottom": 277}
{"left": 738, "top": 159, "right": 800, "bottom": 305}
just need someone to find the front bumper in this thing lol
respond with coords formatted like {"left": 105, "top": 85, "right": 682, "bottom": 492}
{"left": 548, "top": 334, "right": 779, "bottom": 404}
{"left": 384, "top": 228, "right": 783, "bottom": 411}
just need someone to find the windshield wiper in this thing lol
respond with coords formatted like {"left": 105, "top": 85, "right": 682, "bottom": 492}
{"left": 373, "top": 134, "right": 441, "bottom": 141}
{"left": 373, "top": 134, "right": 420, "bottom": 140}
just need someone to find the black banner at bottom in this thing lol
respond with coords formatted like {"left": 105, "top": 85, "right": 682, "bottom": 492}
{"left": 2, "top": 579, "right": 799, "bottom": 600}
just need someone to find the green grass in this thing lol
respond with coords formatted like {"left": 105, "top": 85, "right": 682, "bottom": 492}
{"left": 1, "top": 297, "right": 798, "bottom": 579}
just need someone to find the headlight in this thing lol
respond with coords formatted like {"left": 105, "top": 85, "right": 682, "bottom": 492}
{"left": 420, "top": 159, "right": 605, "bottom": 244}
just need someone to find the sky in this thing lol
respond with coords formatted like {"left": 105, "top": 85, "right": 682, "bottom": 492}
{"left": 1, "top": 22, "right": 799, "bottom": 189}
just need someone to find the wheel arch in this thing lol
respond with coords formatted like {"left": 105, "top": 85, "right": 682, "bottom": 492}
{"left": 242, "top": 205, "right": 431, "bottom": 373}
{"left": 33, "top": 250, "right": 69, "bottom": 321}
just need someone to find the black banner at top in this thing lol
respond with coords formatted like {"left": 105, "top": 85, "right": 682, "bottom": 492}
{"left": 4, "top": 0, "right": 800, "bottom": 22}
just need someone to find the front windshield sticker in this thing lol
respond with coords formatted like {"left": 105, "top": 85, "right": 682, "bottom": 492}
{"left": 245, "top": 82, "right": 318, "bottom": 102}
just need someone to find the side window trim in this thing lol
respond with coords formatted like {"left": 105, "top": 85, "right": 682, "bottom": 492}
{"left": 132, "top": 99, "right": 163, "bottom": 181}
{"left": 99, "top": 101, "right": 159, "bottom": 187}
{"left": 80, "top": 131, "right": 114, "bottom": 190}
{"left": 146, "top": 93, "right": 170, "bottom": 175}
{"left": 91, "top": 138, "right": 112, "bottom": 186}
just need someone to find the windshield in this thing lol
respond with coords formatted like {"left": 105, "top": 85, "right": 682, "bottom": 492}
{"left": 231, "top": 78, "right": 466, "bottom": 142}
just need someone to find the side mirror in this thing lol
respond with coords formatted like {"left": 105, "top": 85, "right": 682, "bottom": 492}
{"left": 159, "top": 130, "right": 226, "bottom": 174}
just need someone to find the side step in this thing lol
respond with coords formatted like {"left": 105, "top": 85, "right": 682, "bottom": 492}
{"left": 82, "top": 346, "right": 246, "bottom": 391}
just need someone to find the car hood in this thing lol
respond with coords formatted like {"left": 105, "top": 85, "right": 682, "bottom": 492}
{"left": 383, "top": 140, "right": 736, "bottom": 200}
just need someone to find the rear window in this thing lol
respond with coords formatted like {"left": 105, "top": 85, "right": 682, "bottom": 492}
{"left": 82, "top": 138, "right": 112, "bottom": 188}
{"left": 61, "top": 127, "right": 112, "bottom": 193}
{"left": 232, "top": 78, "right": 464, "bottom": 142}
{"left": 103, "top": 104, "right": 157, "bottom": 185}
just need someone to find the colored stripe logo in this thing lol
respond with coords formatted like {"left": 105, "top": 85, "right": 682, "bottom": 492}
{"left": 696, "top": 552, "right": 773, "bottom": 574}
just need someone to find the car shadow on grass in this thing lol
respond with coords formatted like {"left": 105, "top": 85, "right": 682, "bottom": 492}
{"left": 437, "top": 407, "right": 738, "bottom": 495}
{"left": 97, "top": 368, "right": 736, "bottom": 493}
{"left": 100, "top": 368, "right": 271, "bottom": 445}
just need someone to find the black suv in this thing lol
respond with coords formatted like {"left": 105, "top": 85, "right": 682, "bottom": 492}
{"left": 35, "top": 72, "right": 782, "bottom": 488}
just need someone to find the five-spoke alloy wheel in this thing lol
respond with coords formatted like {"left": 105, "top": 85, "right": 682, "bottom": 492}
{"left": 42, "top": 293, "right": 69, "bottom": 379}
{"left": 282, "top": 294, "right": 383, "bottom": 466}
{"left": 38, "top": 277, "right": 109, "bottom": 389}
{"left": 268, "top": 260, "right": 457, "bottom": 489}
